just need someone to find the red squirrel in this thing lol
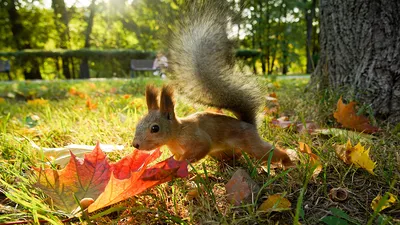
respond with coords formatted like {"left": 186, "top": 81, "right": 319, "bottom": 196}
{"left": 132, "top": 1, "right": 292, "bottom": 167}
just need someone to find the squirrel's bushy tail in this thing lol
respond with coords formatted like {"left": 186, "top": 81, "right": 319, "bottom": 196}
{"left": 169, "top": 1, "right": 263, "bottom": 125}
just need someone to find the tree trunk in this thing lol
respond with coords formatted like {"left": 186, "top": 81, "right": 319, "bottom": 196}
{"left": 7, "top": 0, "right": 42, "bottom": 80}
{"left": 79, "top": 0, "right": 96, "bottom": 79}
{"left": 310, "top": 0, "right": 400, "bottom": 123}
{"left": 305, "top": 0, "right": 316, "bottom": 74}
{"left": 269, "top": 0, "right": 285, "bottom": 74}
{"left": 264, "top": 0, "right": 270, "bottom": 75}
{"left": 52, "top": 0, "right": 72, "bottom": 79}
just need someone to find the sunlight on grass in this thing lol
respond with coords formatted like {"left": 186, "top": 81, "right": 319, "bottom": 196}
{"left": 0, "top": 77, "right": 399, "bottom": 224}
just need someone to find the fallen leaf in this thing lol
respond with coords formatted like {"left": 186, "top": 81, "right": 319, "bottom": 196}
{"left": 186, "top": 188, "right": 200, "bottom": 201}
{"left": 298, "top": 142, "right": 322, "bottom": 179}
{"left": 371, "top": 193, "right": 397, "bottom": 212}
{"left": 272, "top": 81, "right": 281, "bottom": 89}
{"left": 88, "top": 155, "right": 188, "bottom": 213}
{"left": 69, "top": 87, "right": 77, "bottom": 95}
{"left": 27, "top": 99, "right": 48, "bottom": 106}
{"left": 265, "top": 93, "right": 278, "bottom": 103}
{"left": 35, "top": 144, "right": 189, "bottom": 214}
{"left": 110, "top": 87, "right": 118, "bottom": 94}
{"left": 271, "top": 116, "right": 293, "bottom": 128}
{"left": 269, "top": 92, "right": 277, "bottom": 98}
{"left": 296, "top": 121, "right": 318, "bottom": 134}
{"left": 313, "top": 128, "right": 373, "bottom": 144}
{"left": 130, "top": 97, "right": 145, "bottom": 108}
{"left": 258, "top": 194, "right": 291, "bottom": 212}
{"left": 86, "top": 98, "right": 97, "bottom": 110}
{"left": 30, "top": 141, "right": 124, "bottom": 167}
{"left": 263, "top": 107, "right": 279, "bottom": 116}
{"left": 35, "top": 143, "right": 112, "bottom": 212}
{"left": 264, "top": 93, "right": 280, "bottom": 116}
{"left": 335, "top": 140, "right": 376, "bottom": 175}
{"left": 271, "top": 117, "right": 317, "bottom": 134}
{"left": 89, "top": 83, "right": 96, "bottom": 89}
{"left": 333, "top": 97, "right": 379, "bottom": 134}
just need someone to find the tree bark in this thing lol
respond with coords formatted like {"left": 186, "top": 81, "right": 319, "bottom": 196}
{"left": 52, "top": 0, "right": 72, "bottom": 79}
{"left": 310, "top": 0, "right": 400, "bottom": 123}
{"left": 7, "top": 0, "right": 42, "bottom": 80}
{"left": 268, "top": 0, "right": 284, "bottom": 74}
{"left": 304, "top": 0, "right": 316, "bottom": 74}
{"left": 79, "top": 0, "right": 96, "bottom": 79}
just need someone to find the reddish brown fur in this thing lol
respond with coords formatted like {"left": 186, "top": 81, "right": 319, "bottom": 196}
{"left": 145, "top": 85, "right": 160, "bottom": 111}
{"left": 133, "top": 85, "right": 293, "bottom": 167}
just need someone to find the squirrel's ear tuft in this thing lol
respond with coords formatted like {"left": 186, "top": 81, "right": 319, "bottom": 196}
{"left": 145, "top": 85, "right": 160, "bottom": 111}
{"left": 160, "top": 85, "right": 175, "bottom": 120}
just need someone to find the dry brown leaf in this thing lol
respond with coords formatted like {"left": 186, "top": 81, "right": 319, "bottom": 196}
{"left": 333, "top": 97, "right": 379, "bottom": 134}
{"left": 271, "top": 116, "right": 293, "bottom": 128}
{"left": 298, "top": 142, "right": 322, "bottom": 179}
{"left": 264, "top": 93, "right": 280, "bottom": 116}
{"left": 258, "top": 194, "right": 291, "bottom": 212}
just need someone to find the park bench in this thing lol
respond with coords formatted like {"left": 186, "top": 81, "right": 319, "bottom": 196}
{"left": 130, "top": 59, "right": 157, "bottom": 78}
{"left": 0, "top": 60, "right": 11, "bottom": 80}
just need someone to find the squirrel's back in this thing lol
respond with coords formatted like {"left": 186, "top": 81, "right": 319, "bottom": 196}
{"left": 168, "top": 1, "right": 263, "bottom": 125}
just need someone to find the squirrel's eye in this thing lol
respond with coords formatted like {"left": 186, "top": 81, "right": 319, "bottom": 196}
{"left": 150, "top": 125, "right": 160, "bottom": 133}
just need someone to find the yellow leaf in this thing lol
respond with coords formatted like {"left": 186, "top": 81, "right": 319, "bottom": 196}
{"left": 27, "top": 99, "right": 48, "bottom": 106}
{"left": 371, "top": 193, "right": 397, "bottom": 212}
{"left": 0, "top": 97, "right": 5, "bottom": 104}
{"left": 335, "top": 140, "right": 376, "bottom": 175}
{"left": 298, "top": 142, "right": 322, "bottom": 179}
{"left": 186, "top": 188, "right": 200, "bottom": 201}
{"left": 258, "top": 194, "right": 291, "bottom": 212}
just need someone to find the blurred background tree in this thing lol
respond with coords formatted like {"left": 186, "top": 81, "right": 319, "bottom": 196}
{"left": 0, "top": 0, "right": 319, "bottom": 80}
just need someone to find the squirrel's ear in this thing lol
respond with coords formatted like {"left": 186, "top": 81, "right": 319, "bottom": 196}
{"left": 145, "top": 85, "right": 159, "bottom": 111}
{"left": 160, "top": 85, "right": 175, "bottom": 120}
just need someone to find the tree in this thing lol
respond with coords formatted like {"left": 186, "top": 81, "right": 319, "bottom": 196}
{"left": 52, "top": 0, "right": 72, "bottom": 79}
{"left": 79, "top": 0, "right": 96, "bottom": 79}
{"left": 304, "top": 0, "right": 317, "bottom": 74}
{"left": 310, "top": 0, "right": 400, "bottom": 123}
{"left": 6, "top": 0, "right": 43, "bottom": 80}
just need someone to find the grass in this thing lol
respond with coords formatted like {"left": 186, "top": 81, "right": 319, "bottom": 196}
{"left": 0, "top": 77, "right": 399, "bottom": 224}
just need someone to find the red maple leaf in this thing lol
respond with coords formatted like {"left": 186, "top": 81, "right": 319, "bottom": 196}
{"left": 35, "top": 143, "right": 111, "bottom": 212}
{"left": 34, "top": 143, "right": 188, "bottom": 213}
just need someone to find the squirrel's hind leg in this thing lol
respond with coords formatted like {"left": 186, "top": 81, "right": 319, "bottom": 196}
{"left": 208, "top": 149, "right": 242, "bottom": 162}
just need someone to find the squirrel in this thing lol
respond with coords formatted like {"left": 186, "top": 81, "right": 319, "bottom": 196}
{"left": 132, "top": 1, "right": 292, "bottom": 167}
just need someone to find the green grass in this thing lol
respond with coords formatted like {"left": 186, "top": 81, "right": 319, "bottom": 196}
{"left": 0, "top": 77, "right": 399, "bottom": 224}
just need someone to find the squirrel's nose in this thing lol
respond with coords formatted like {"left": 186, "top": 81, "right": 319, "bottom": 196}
{"left": 132, "top": 142, "right": 139, "bottom": 149}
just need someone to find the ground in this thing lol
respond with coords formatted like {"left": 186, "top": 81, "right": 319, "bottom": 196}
{"left": 0, "top": 77, "right": 399, "bottom": 224}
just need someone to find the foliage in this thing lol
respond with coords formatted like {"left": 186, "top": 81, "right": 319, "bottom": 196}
{"left": 333, "top": 97, "right": 380, "bottom": 134}
{"left": 0, "top": 0, "right": 318, "bottom": 80}
{"left": 0, "top": 49, "right": 156, "bottom": 59}
{"left": 0, "top": 49, "right": 261, "bottom": 80}
{"left": 35, "top": 144, "right": 188, "bottom": 213}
